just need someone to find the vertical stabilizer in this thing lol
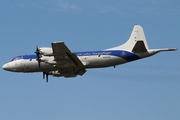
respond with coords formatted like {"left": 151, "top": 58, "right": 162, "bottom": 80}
{"left": 107, "top": 25, "right": 149, "bottom": 52}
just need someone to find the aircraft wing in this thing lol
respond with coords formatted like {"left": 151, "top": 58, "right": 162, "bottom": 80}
{"left": 51, "top": 42, "right": 86, "bottom": 77}
{"left": 51, "top": 42, "right": 84, "bottom": 68}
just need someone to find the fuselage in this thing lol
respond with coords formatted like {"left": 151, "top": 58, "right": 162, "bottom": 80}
{"left": 2, "top": 50, "right": 141, "bottom": 73}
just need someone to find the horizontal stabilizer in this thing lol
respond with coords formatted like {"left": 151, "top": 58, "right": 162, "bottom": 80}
{"left": 132, "top": 41, "right": 147, "bottom": 52}
{"left": 147, "top": 48, "right": 177, "bottom": 56}
{"left": 149, "top": 48, "right": 178, "bottom": 53}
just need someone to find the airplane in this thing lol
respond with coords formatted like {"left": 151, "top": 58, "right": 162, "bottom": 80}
{"left": 2, "top": 25, "right": 177, "bottom": 82}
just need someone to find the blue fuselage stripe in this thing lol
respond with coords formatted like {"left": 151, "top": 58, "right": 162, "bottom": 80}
{"left": 74, "top": 50, "right": 140, "bottom": 62}
{"left": 12, "top": 50, "right": 140, "bottom": 62}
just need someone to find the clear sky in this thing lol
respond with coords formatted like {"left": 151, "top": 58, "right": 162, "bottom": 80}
{"left": 0, "top": 0, "right": 180, "bottom": 120}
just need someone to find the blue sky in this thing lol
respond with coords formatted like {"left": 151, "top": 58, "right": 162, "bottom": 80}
{"left": 0, "top": 0, "right": 180, "bottom": 120}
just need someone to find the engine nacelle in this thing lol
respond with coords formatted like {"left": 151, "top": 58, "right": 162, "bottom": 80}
{"left": 39, "top": 47, "right": 53, "bottom": 56}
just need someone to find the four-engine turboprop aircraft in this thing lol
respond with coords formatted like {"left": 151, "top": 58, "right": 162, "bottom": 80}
{"left": 2, "top": 25, "right": 177, "bottom": 82}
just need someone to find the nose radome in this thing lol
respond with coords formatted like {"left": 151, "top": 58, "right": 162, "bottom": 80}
{"left": 2, "top": 64, "right": 7, "bottom": 70}
{"left": 2, "top": 64, "right": 8, "bottom": 71}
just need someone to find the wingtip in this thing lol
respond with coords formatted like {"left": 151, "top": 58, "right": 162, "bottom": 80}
{"left": 52, "top": 41, "right": 64, "bottom": 44}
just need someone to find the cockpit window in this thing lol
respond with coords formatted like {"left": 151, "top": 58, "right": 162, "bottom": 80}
{"left": 11, "top": 55, "right": 37, "bottom": 61}
{"left": 11, "top": 56, "right": 21, "bottom": 61}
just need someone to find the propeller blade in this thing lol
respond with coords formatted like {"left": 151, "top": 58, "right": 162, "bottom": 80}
{"left": 38, "top": 60, "right": 41, "bottom": 68}
{"left": 36, "top": 44, "right": 39, "bottom": 51}
{"left": 35, "top": 44, "right": 39, "bottom": 54}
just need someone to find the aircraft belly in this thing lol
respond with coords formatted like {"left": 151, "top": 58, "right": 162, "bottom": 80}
{"left": 81, "top": 55, "right": 127, "bottom": 68}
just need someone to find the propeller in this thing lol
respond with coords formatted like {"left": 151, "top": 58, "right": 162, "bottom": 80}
{"left": 43, "top": 72, "right": 49, "bottom": 83}
{"left": 35, "top": 45, "right": 49, "bottom": 83}
{"left": 35, "top": 44, "right": 41, "bottom": 68}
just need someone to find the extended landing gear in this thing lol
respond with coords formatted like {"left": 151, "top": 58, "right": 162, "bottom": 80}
{"left": 43, "top": 72, "right": 49, "bottom": 83}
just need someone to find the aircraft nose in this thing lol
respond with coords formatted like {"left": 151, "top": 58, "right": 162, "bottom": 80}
{"left": 2, "top": 63, "right": 17, "bottom": 72}
{"left": 2, "top": 64, "right": 9, "bottom": 71}
{"left": 2, "top": 64, "right": 6, "bottom": 70}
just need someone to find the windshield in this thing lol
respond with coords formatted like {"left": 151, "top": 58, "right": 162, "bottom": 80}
{"left": 11, "top": 56, "right": 22, "bottom": 61}
{"left": 11, "top": 55, "right": 38, "bottom": 61}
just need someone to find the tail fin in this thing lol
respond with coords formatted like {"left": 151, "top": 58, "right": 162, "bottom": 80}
{"left": 107, "top": 25, "right": 149, "bottom": 52}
